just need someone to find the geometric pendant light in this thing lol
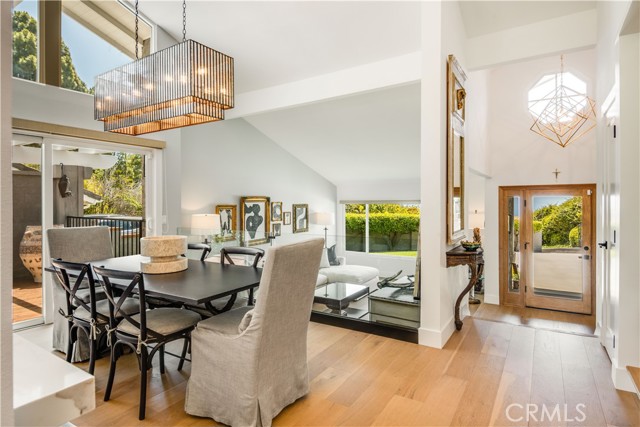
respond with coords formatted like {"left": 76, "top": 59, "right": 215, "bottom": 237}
{"left": 94, "top": 1, "right": 234, "bottom": 136}
{"left": 529, "top": 55, "right": 596, "bottom": 148}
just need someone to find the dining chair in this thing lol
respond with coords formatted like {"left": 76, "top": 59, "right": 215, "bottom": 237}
{"left": 93, "top": 266, "right": 201, "bottom": 420}
{"left": 185, "top": 246, "right": 264, "bottom": 317}
{"left": 47, "top": 226, "right": 113, "bottom": 362}
{"left": 184, "top": 238, "right": 324, "bottom": 426}
{"left": 188, "top": 243, "right": 211, "bottom": 261}
{"left": 50, "top": 259, "right": 139, "bottom": 375}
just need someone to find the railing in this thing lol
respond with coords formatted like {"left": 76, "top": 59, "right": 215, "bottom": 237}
{"left": 66, "top": 216, "right": 145, "bottom": 257}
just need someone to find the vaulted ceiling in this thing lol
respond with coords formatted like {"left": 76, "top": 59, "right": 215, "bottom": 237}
{"left": 137, "top": 1, "right": 596, "bottom": 187}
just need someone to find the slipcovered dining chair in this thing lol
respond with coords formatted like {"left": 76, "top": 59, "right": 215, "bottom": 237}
{"left": 47, "top": 226, "right": 113, "bottom": 362}
{"left": 50, "top": 259, "right": 139, "bottom": 375}
{"left": 94, "top": 266, "right": 201, "bottom": 420}
{"left": 184, "top": 238, "right": 324, "bottom": 426}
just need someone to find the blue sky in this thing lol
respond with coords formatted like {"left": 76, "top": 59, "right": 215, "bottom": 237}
{"left": 533, "top": 196, "right": 573, "bottom": 211}
{"left": 15, "top": 0, "right": 131, "bottom": 88}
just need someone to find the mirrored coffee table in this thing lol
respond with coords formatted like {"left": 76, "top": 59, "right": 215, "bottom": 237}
{"left": 314, "top": 282, "right": 369, "bottom": 315}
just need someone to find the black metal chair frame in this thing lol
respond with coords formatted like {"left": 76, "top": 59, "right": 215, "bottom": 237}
{"left": 94, "top": 266, "right": 193, "bottom": 421}
{"left": 188, "top": 243, "right": 212, "bottom": 261}
{"left": 203, "top": 246, "right": 265, "bottom": 315}
{"left": 51, "top": 259, "right": 108, "bottom": 375}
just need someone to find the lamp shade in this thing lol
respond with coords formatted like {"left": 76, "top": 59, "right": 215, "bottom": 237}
{"left": 191, "top": 214, "right": 221, "bottom": 234}
{"left": 468, "top": 210, "right": 485, "bottom": 229}
{"left": 311, "top": 212, "right": 335, "bottom": 226}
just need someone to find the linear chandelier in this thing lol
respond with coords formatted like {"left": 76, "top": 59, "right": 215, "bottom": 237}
{"left": 529, "top": 55, "right": 595, "bottom": 148}
{"left": 94, "top": 1, "right": 233, "bottom": 136}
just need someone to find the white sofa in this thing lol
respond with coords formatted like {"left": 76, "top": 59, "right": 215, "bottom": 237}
{"left": 316, "top": 257, "right": 379, "bottom": 291}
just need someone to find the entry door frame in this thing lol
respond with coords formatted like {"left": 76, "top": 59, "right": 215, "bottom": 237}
{"left": 499, "top": 184, "right": 597, "bottom": 315}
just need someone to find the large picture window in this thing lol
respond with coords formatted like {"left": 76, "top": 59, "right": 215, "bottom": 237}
{"left": 344, "top": 203, "right": 420, "bottom": 256}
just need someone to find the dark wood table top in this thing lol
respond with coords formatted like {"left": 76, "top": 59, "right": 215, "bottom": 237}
{"left": 90, "top": 255, "right": 262, "bottom": 305}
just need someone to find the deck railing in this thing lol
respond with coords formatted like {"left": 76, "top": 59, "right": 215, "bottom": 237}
{"left": 66, "top": 216, "right": 145, "bottom": 257}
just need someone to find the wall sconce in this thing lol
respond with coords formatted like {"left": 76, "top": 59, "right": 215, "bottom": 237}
{"left": 58, "top": 163, "right": 72, "bottom": 198}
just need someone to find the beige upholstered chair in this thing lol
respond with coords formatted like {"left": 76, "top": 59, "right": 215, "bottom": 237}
{"left": 185, "top": 238, "right": 324, "bottom": 427}
{"left": 47, "top": 226, "right": 113, "bottom": 362}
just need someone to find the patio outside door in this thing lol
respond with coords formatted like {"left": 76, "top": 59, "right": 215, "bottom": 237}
{"left": 499, "top": 185, "right": 595, "bottom": 314}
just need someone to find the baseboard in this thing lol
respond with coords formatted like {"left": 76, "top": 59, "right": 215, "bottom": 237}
{"left": 612, "top": 361, "right": 636, "bottom": 393}
{"left": 484, "top": 293, "right": 499, "bottom": 305}
{"left": 418, "top": 316, "right": 455, "bottom": 349}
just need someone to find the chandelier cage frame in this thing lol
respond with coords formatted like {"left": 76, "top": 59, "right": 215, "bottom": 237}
{"left": 528, "top": 55, "right": 596, "bottom": 148}
{"left": 94, "top": 0, "right": 234, "bottom": 136}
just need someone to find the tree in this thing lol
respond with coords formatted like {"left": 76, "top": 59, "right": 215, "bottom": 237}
{"left": 13, "top": 10, "right": 91, "bottom": 93}
{"left": 84, "top": 153, "right": 144, "bottom": 216}
{"left": 533, "top": 197, "right": 582, "bottom": 247}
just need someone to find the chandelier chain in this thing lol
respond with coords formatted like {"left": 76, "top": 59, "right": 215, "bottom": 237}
{"left": 134, "top": 0, "right": 139, "bottom": 59}
{"left": 182, "top": 0, "right": 187, "bottom": 42}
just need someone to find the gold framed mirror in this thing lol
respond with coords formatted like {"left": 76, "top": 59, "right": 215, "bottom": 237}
{"left": 446, "top": 54, "right": 467, "bottom": 245}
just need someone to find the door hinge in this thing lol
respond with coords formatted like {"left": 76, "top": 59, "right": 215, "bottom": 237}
{"left": 524, "top": 200, "right": 527, "bottom": 208}
{"left": 525, "top": 285, "right": 528, "bottom": 293}
{"left": 613, "top": 125, "right": 617, "bottom": 138}
{"left": 613, "top": 335, "right": 616, "bottom": 348}
{"left": 587, "top": 189, "right": 592, "bottom": 196}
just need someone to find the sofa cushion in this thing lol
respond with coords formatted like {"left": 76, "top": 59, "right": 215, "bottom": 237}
{"left": 316, "top": 274, "right": 328, "bottom": 286}
{"left": 327, "top": 245, "right": 340, "bottom": 266}
{"left": 319, "top": 265, "right": 379, "bottom": 285}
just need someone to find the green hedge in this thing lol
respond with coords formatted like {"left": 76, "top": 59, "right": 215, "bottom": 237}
{"left": 569, "top": 225, "right": 581, "bottom": 247}
{"left": 346, "top": 213, "right": 420, "bottom": 250}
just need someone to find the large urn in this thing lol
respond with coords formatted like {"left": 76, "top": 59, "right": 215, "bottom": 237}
{"left": 19, "top": 226, "right": 44, "bottom": 283}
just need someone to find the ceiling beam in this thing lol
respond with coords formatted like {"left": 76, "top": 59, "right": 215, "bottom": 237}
{"left": 227, "top": 51, "right": 421, "bottom": 119}
{"left": 466, "top": 9, "right": 597, "bottom": 71}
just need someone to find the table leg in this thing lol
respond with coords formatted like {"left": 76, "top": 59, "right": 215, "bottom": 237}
{"left": 454, "top": 265, "right": 478, "bottom": 330}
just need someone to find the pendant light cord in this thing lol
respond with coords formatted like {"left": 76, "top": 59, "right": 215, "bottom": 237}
{"left": 135, "top": 0, "right": 139, "bottom": 59}
{"left": 182, "top": 0, "right": 187, "bottom": 42}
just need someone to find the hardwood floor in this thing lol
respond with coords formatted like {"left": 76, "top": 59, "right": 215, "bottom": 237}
{"left": 70, "top": 318, "right": 639, "bottom": 427}
{"left": 471, "top": 296, "right": 596, "bottom": 336}
{"left": 12, "top": 277, "right": 42, "bottom": 323}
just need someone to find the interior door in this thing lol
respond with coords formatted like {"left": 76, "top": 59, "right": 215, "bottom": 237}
{"left": 523, "top": 186, "right": 595, "bottom": 314}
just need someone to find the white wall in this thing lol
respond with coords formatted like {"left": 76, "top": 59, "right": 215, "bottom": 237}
{"left": 482, "top": 49, "right": 597, "bottom": 305}
{"left": 179, "top": 118, "right": 337, "bottom": 244}
{"left": 419, "top": 0, "right": 471, "bottom": 348}
{"left": 595, "top": 0, "right": 639, "bottom": 392}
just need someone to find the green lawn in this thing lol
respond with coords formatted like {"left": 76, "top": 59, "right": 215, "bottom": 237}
{"left": 375, "top": 251, "right": 417, "bottom": 257}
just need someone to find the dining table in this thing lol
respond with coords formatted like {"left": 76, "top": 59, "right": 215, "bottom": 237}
{"left": 90, "top": 254, "right": 263, "bottom": 309}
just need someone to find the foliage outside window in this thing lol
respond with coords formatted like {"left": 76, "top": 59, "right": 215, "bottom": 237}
{"left": 84, "top": 153, "right": 143, "bottom": 216}
{"left": 345, "top": 203, "right": 420, "bottom": 257}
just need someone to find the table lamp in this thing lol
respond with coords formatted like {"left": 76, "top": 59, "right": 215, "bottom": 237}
{"left": 191, "top": 213, "right": 221, "bottom": 244}
{"left": 468, "top": 209, "right": 485, "bottom": 245}
{"left": 311, "top": 212, "right": 335, "bottom": 247}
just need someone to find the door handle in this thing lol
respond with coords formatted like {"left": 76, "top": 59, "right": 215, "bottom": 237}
{"left": 598, "top": 241, "right": 608, "bottom": 249}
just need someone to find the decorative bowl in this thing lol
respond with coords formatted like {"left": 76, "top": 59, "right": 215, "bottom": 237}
{"left": 461, "top": 241, "right": 481, "bottom": 251}
{"left": 140, "top": 235, "right": 188, "bottom": 274}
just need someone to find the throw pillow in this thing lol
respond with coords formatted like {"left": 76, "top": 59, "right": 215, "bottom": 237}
{"left": 327, "top": 244, "right": 340, "bottom": 266}
{"left": 238, "top": 309, "right": 254, "bottom": 333}
{"left": 319, "top": 248, "right": 330, "bottom": 268}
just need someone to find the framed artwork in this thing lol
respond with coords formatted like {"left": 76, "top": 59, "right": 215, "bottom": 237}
{"left": 271, "top": 202, "right": 283, "bottom": 222}
{"left": 292, "top": 204, "right": 309, "bottom": 233}
{"left": 215, "top": 204, "right": 237, "bottom": 241}
{"left": 240, "top": 196, "right": 270, "bottom": 245}
{"left": 272, "top": 223, "right": 282, "bottom": 237}
{"left": 283, "top": 211, "right": 291, "bottom": 225}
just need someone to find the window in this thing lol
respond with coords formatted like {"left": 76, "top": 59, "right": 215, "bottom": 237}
{"left": 61, "top": 0, "right": 152, "bottom": 93}
{"left": 344, "top": 203, "right": 420, "bottom": 256}
{"left": 528, "top": 72, "right": 588, "bottom": 125}
{"left": 12, "top": 0, "right": 39, "bottom": 82}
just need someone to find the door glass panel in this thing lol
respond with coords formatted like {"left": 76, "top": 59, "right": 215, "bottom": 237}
{"left": 531, "top": 195, "right": 584, "bottom": 300}
{"left": 507, "top": 196, "right": 520, "bottom": 293}
{"left": 13, "top": 138, "right": 43, "bottom": 324}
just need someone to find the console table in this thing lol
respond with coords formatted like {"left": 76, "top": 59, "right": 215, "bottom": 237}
{"left": 446, "top": 246, "right": 484, "bottom": 330}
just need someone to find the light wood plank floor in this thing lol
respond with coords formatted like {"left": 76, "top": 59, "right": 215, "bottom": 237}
{"left": 13, "top": 277, "right": 42, "bottom": 323}
{"left": 71, "top": 318, "right": 639, "bottom": 427}
{"left": 471, "top": 297, "right": 596, "bottom": 336}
